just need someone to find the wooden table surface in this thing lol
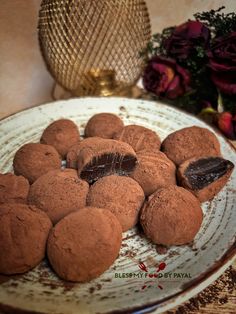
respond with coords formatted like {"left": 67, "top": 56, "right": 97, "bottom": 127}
{"left": 0, "top": 1, "right": 235, "bottom": 313}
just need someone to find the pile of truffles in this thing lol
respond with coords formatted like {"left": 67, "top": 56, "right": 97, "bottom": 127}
{"left": 0, "top": 113, "right": 234, "bottom": 282}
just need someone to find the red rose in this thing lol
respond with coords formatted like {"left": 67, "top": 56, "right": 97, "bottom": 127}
{"left": 208, "top": 32, "right": 236, "bottom": 95}
{"left": 218, "top": 112, "right": 236, "bottom": 140}
{"left": 143, "top": 56, "right": 191, "bottom": 99}
{"left": 164, "top": 21, "right": 210, "bottom": 60}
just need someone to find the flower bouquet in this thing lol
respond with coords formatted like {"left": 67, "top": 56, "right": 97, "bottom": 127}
{"left": 141, "top": 7, "right": 236, "bottom": 140}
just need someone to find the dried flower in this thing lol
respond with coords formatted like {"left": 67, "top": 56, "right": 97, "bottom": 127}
{"left": 143, "top": 56, "right": 191, "bottom": 99}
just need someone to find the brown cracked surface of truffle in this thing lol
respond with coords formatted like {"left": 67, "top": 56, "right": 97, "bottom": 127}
{"left": 13, "top": 143, "right": 61, "bottom": 184}
{"left": 113, "top": 124, "right": 161, "bottom": 152}
{"left": 161, "top": 126, "right": 221, "bottom": 166}
{"left": 130, "top": 150, "right": 176, "bottom": 196}
{"left": 177, "top": 156, "right": 234, "bottom": 202}
{"left": 47, "top": 207, "right": 122, "bottom": 282}
{"left": 0, "top": 173, "right": 30, "bottom": 204}
{"left": 87, "top": 175, "right": 145, "bottom": 231}
{"left": 0, "top": 203, "right": 52, "bottom": 275}
{"left": 85, "top": 113, "right": 124, "bottom": 139}
{"left": 140, "top": 186, "right": 203, "bottom": 246}
{"left": 77, "top": 138, "right": 137, "bottom": 183}
{"left": 40, "top": 119, "right": 80, "bottom": 158}
{"left": 28, "top": 169, "right": 89, "bottom": 224}
{"left": 66, "top": 137, "right": 102, "bottom": 169}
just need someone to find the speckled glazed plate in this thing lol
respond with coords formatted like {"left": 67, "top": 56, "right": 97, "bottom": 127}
{"left": 0, "top": 97, "right": 235, "bottom": 314}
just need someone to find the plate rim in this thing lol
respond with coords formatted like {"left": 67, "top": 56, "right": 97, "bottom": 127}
{"left": 0, "top": 97, "right": 235, "bottom": 314}
{"left": 1, "top": 96, "right": 235, "bottom": 147}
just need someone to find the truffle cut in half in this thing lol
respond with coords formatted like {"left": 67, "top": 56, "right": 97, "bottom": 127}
{"left": 177, "top": 156, "right": 234, "bottom": 202}
{"left": 77, "top": 138, "right": 137, "bottom": 183}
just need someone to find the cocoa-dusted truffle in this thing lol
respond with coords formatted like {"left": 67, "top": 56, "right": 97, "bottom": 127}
{"left": 0, "top": 203, "right": 52, "bottom": 275}
{"left": 77, "top": 138, "right": 137, "bottom": 183}
{"left": 130, "top": 150, "right": 176, "bottom": 196}
{"left": 47, "top": 207, "right": 122, "bottom": 282}
{"left": 28, "top": 169, "right": 89, "bottom": 224}
{"left": 13, "top": 143, "right": 61, "bottom": 184}
{"left": 177, "top": 156, "right": 234, "bottom": 202}
{"left": 161, "top": 126, "right": 221, "bottom": 166}
{"left": 85, "top": 113, "right": 124, "bottom": 139}
{"left": 87, "top": 175, "right": 145, "bottom": 231}
{"left": 140, "top": 186, "right": 203, "bottom": 246}
{"left": 113, "top": 125, "right": 161, "bottom": 152}
{"left": 0, "top": 173, "right": 30, "bottom": 204}
{"left": 66, "top": 137, "right": 102, "bottom": 169}
{"left": 40, "top": 119, "right": 80, "bottom": 158}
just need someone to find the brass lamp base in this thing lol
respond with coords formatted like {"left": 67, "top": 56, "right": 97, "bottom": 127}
{"left": 52, "top": 83, "right": 145, "bottom": 101}
{"left": 72, "top": 69, "right": 134, "bottom": 97}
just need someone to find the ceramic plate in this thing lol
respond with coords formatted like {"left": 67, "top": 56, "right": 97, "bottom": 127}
{"left": 0, "top": 97, "right": 235, "bottom": 314}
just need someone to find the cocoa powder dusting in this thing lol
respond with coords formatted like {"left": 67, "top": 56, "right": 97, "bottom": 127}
{"left": 166, "top": 266, "right": 236, "bottom": 313}
{"left": 156, "top": 244, "right": 168, "bottom": 255}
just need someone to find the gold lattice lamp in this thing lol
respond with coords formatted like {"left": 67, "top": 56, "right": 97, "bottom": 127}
{"left": 38, "top": 0, "right": 151, "bottom": 96}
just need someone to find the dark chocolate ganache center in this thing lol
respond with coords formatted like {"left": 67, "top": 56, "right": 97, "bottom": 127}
{"left": 184, "top": 157, "right": 234, "bottom": 190}
{"left": 80, "top": 153, "right": 137, "bottom": 183}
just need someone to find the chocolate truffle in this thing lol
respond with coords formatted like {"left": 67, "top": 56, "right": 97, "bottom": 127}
{"left": 113, "top": 125, "right": 161, "bottom": 152}
{"left": 47, "top": 207, "right": 122, "bottom": 282}
{"left": 161, "top": 126, "right": 221, "bottom": 166}
{"left": 0, "top": 173, "right": 30, "bottom": 204}
{"left": 140, "top": 186, "right": 203, "bottom": 246}
{"left": 28, "top": 169, "right": 89, "bottom": 224}
{"left": 130, "top": 150, "right": 176, "bottom": 196}
{"left": 77, "top": 138, "right": 137, "bottom": 183}
{"left": 87, "top": 175, "right": 145, "bottom": 231}
{"left": 40, "top": 119, "right": 80, "bottom": 158}
{"left": 177, "top": 156, "right": 234, "bottom": 202}
{"left": 0, "top": 203, "right": 52, "bottom": 275}
{"left": 85, "top": 113, "right": 124, "bottom": 139}
{"left": 13, "top": 143, "right": 61, "bottom": 184}
{"left": 66, "top": 137, "right": 102, "bottom": 169}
